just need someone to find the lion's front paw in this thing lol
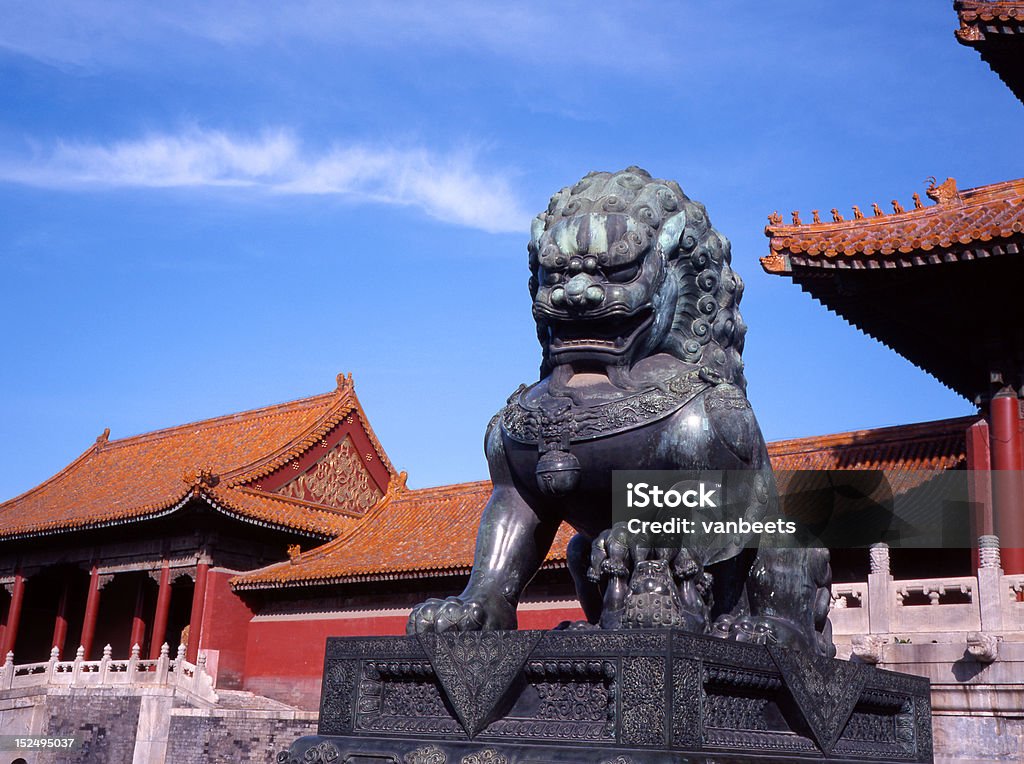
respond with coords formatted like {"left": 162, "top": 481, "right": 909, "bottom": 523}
{"left": 406, "top": 594, "right": 516, "bottom": 634}
{"left": 715, "top": 614, "right": 812, "bottom": 650}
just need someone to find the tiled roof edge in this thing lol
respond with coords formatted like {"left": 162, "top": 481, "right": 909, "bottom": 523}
{"left": 766, "top": 414, "right": 979, "bottom": 456}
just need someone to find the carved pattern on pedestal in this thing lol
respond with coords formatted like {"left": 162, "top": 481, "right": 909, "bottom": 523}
{"left": 319, "top": 660, "right": 358, "bottom": 736}
{"left": 459, "top": 749, "right": 507, "bottom": 764}
{"left": 620, "top": 656, "right": 665, "bottom": 746}
{"left": 769, "top": 645, "right": 869, "bottom": 755}
{"left": 418, "top": 631, "right": 540, "bottom": 738}
{"left": 403, "top": 744, "right": 446, "bottom": 764}
{"left": 671, "top": 658, "right": 700, "bottom": 746}
{"left": 276, "top": 740, "right": 341, "bottom": 764}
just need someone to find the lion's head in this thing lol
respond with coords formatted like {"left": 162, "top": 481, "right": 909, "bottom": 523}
{"left": 528, "top": 167, "right": 747, "bottom": 389}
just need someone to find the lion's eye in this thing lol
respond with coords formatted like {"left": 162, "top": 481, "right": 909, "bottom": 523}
{"left": 543, "top": 270, "right": 563, "bottom": 286}
{"left": 605, "top": 263, "right": 640, "bottom": 283}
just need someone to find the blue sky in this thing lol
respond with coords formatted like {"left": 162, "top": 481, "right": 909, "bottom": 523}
{"left": 1, "top": 1, "right": 1021, "bottom": 499}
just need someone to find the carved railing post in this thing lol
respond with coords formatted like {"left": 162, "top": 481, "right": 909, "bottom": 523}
{"left": 71, "top": 645, "right": 84, "bottom": 685}
{"left": 156, "top": 643, "right": 170, "bottom": 684}
{"left": 99, "top": 643, "right": 112, "bottom": 683}
{"left": 173, "top": 644, "right": 187, "bottom": 689}
{"left": 867, "top": 543, "right": 892, "bottom": 634}
{"left": 47, "top": 646, "right": 60, "bottom": 682}
{"left": 1, "top": 651, "right": 13, "bottom": 690}
{"left": 128, "top": 643, "right": 140, "bottom": 677}
{"left": 194, "top": 652, "right": 207, "bottom": 693}
{"left": 977, "top": 534, "right": 1005, "bottom": 631}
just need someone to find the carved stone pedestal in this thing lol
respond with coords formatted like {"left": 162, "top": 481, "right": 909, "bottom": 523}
{"left": 280, "top": 630, "right": 932, "bottom": 764}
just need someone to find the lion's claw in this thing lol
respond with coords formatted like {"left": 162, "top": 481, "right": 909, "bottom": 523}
{"left": 406, "top": 594, "right": 515, "bottom": 634}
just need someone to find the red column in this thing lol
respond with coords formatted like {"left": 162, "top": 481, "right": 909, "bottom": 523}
{"left": 80, "top": 565, "right": 102, "bottom": 659}
{"left": 991, "top": 386, "right": 1024, "bottom": 574}
{"left": 129, "top": 577, "right": 147, "bottom": 653}
{"left": 0, "top": 571, "right": 25, "bottom": 657}
{"left": 51, "top": 579, "right": 70, "bottom": 658}
{"left": 186, "top": 562, "right": 209, "bottom": 663}
{"left": 149, "top": 563, "right": 172, "bottom": 660}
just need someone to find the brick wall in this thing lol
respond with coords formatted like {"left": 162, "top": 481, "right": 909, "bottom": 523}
{"left": 39, "top": 691, "right": 140, "bottom": 764}
{"left": 166, "top": 710, "right": 316, "bottom": 764}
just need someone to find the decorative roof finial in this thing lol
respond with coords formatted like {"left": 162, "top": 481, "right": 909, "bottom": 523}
{"left": 336, "top": 372, "right": 354, "bottom": 392}
{"left": 871, "top": 203, "right": 883, "bottom": 217}
{"left": 812, "top": 210, "right": 821, "bottom": 224}
{"left": 182, "top": 468, "right": 219, "bottom": 492}
{"left": 852, "top": 205, "right": 864, "bottom": 220}
{"left": 925, "top": 176, "right": 961, "bottom": 205}
{"left": 831, "top": 208, "right": 844, "bottom": 223}
{"left": 767, "top": 211, "right": 783, "bottom": 226}
{"left": 287, "top": 544, "right": 302, "bottom": 562}
{"left": 791, "top": 211, "right": 802, "bottom": 226}
{"left": 891, "top": 199, "right": 905, "bottom": 214}
{"left": 912, "top": 192, "right": 924, "bottom": 210}
{"left": 386, "top": 470, "right": 409, "bottom": 498}
{"left": 96, "top": 428, "right": 110, "bottom": 446}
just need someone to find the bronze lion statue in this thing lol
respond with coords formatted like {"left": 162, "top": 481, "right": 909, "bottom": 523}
{"left": 408, "top": 168, "right": 834, "bottom": 656}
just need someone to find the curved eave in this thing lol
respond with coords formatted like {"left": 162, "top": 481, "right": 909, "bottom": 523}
{"left": 762, "top": 236, "right": 1023, "bottom": 275}
{"left": 0, "top": 490, "right": 333, "bottom": 544}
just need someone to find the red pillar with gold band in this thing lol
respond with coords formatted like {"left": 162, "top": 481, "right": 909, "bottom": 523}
{"left": 80, "top": 564, "right": 102, "bottom": 659}
{"left": 129, "top": 577, "right": 147, "bottom": 652}
{"left": 51, "top": 578, "right": 70, "bottom": 658}
{"left": 0, "top": 570, "right": 26, "bottom": 657}
{"left": 149, "top": 562, "right": 172, "bottom": 660}
{"left": 185, "top": 561, "right": 209, "bottom": 664}
{"left": 991, "top": 386, "right": 1024, "bottom": 574}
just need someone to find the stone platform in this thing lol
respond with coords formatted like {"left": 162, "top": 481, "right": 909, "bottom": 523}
{"left": 279, "top": 629, "right": 932, "bottom": 763}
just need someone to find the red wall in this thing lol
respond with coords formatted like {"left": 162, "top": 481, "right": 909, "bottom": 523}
{"left": 200, "top": 570, "right": 255, "bottom": 689}
{"left": 242, "top": 603, "right": 586, "bottom": 710}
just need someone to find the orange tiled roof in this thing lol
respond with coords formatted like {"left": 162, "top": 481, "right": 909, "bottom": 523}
{"left": 957, "top": 0, "right": 1024, "bottom": 29}
{"left": 767, "top": 416, "right": 972, "bottom": 472}
{"left": 0, "top": 375, "right": 395, "bottom": 540}
{"left": 234, "top": 416, "right": 974, "bottom": 590}
{"left": 233, "top": 478, "right": 576, "bottom": 589}
{"left": 760, "top": 177, "right": 1024, "bottom": 274}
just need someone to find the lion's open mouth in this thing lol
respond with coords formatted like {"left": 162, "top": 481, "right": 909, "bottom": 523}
{"left": 546, "top": 308, "right": 653, "bottom": 358}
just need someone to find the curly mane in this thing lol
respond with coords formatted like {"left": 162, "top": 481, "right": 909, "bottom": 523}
{"left": 531, "top": 167, "right": 748, "bottom": 390}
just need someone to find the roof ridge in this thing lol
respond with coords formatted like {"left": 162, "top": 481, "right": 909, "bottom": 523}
{"left": 220, "top": 389, "right": 358, "bottom": 484}
{"left": 100, "top": 390, "right": 337, "bottom": 450}
{"left": 767, "top": 415, "right": 978, "bottom": 454}
{"left": 227, "top": 484, "right": 369, "bottom": 519}
{"left": 764, "top": 177, "right": 1024, "bottom": 236}
{"left": 224, "top": 375, "right": 396, "bottom": 486}
{"left": 395, "top": 479, "right": 493, "bottom": 499}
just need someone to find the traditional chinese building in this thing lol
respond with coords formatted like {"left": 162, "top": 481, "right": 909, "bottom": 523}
{"left": 0, "top": 374, "right": 397, "bottom": 690}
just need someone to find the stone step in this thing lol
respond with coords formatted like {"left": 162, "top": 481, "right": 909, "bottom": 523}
{"left": 214, "top": 689, "right": 300, "bottom": 711}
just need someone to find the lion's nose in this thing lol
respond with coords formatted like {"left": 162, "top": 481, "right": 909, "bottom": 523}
{"left": 565, "top": 274, "right": 604, "bottom": 308}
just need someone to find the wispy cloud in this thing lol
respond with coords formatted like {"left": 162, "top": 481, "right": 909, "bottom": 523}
{"left": 0, "top": 1, "right": 677, "bottom": 73}
{"left": 0, "top": 129, "right": 530, "bottom": 233}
